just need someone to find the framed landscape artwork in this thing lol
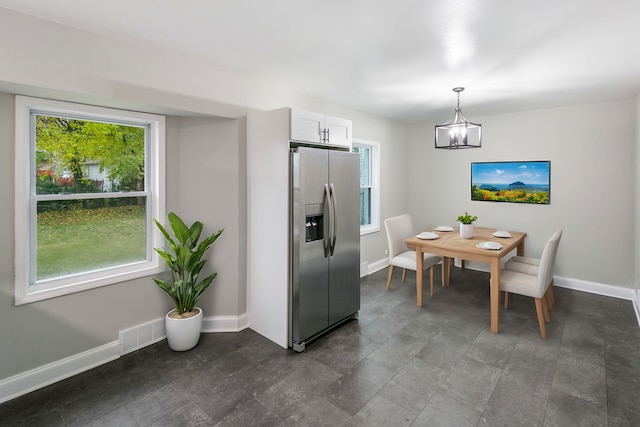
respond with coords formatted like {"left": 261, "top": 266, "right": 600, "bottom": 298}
{"left": 471, "top": 161, "right": 550, "bottom": 204}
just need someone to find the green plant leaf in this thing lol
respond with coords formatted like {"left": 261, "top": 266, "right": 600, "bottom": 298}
{"left": 188, "top": 221, "right": 203, "bottom": 249}
{"left": 153, "top": 212, "right": 224, "bottom": 313}
{"left": 167, "top": 212, "right": 191, "bottom": 245}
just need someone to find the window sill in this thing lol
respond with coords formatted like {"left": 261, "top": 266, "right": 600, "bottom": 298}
{"left": 360, "top": 224, "right": 380, "bottom": 236}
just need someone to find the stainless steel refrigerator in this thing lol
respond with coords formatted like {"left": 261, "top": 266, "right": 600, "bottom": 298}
{"left": 290, "top": 145, "right": 360, "bottom": 352}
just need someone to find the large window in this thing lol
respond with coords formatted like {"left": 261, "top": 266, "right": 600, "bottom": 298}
{"left": 352, "top": 139, "right": 380, "bottom": 235}
{"left": 15, "top": 96, "right": 165, "bottom": 304}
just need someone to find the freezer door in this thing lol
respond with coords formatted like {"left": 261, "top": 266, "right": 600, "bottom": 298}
{"left": 328, "top": 150, "right": 361, "bottom": 324}
{"left": 291, "top": 147, "right": 330, "bottom": 343}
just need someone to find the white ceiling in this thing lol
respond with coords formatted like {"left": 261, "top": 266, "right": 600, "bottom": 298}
{"left": 1, "top": 0, "right": 639, "bottom": 123}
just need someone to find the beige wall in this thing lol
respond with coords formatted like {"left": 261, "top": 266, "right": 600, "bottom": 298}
{"left": 0, "top": 9, "right": 406, "bottom": 382}
{"left": 407, "top": 100, "right": 636, "bottom": 288}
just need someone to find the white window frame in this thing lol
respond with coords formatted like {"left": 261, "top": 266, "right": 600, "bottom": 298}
{"left": 14, "top": 96, "right": 166, "bottom": 305}
{"left": 353, "top": 138, "right": 380, "bottom": 235}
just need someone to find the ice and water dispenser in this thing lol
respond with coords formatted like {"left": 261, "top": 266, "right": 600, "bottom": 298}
{"left": 305, "top": 203, "right": 324, "bottom": 243}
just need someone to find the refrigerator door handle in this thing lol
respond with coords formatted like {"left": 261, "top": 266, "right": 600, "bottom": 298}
{"left": 324, "top": 183, "right": 332, "bottom": 257}
{"left": 329, "top": 183, "right": 337, "bottom": 256}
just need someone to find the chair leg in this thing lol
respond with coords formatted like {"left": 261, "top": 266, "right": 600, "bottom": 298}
{"left": 534, "top": 298, "right": 548, "bottom": 339}
{"left": 548, "top": 280, "right": 555, "bottom": 307}
{"left": 429, "top": 266, "right": 434, "bottom": 296}
{"left": 386, "top": 265, "right": 395, "bottom": 291}
{"left": 401, "top": 268, "right": 407, "bottom": 283}
{"left": 504, "top": 292, "right": 510, "bottom": 309}
{"left": 542, "top": 296, "right": 551, "bottom": 323}
{"left": 544, "top": 289, "right": 553, "bottom": 312}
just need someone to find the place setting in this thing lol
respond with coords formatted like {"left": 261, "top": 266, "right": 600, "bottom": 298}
{"left": 492, "top": 230, "right": 511, "bottom": 238}
{"left": 475, "top": 229, "right": 512, "bottom": 250}
{"left": 475, "top": 241, "right": 503, "bottom": 250}
{"left": 417, "top": 224, "right": 455, "bottom": 239}
{"left": 416, "top": 231, "right": 439, "bottom": 240}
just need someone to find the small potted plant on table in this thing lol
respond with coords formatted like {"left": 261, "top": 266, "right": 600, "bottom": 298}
{"left": 456, "top": 211, "right": 478, "bottom": 239}
{"left": 153, "top": 212, "right": 223, "bottom": 351}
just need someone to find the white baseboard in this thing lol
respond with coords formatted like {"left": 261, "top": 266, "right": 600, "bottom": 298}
{"left": 0, "top": 313, "right": 249, "bottom": 405}
{"left": 0, "top": 342, "right": 120, "bottom": 405}
{"left": 202, "top": 313, "right": 249, "bottom": 332}
{"left": 360, "top": 262, "right": 368, "bottom": 278}
{"left": 368, "top": 257, "right": 465, "bottom": 275}
{"left": 634, "top": 290, "right": 640, "bottom": 328}
{"left": 553, "top": 276, "right": 636, "bottom": 300}
{"left": 554, "top": 276, "right": 640, "bottom": 327}
{"left": 367, "top": 258, "right": 389, "bottom": 275}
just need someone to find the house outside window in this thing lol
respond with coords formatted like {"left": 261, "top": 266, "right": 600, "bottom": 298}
{"left": 14, "top": 96, "right": 166, "bottom": 304}
{"left": 352, "top": 139, "right": 380, "bottom": 235}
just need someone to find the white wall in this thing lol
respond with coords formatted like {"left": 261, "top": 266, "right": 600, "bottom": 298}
{"left": 0, "top": 9, "right": 291, "bottom": 120}
{"left": 636, "top": 96, "right": 640, "bottom": 299}
{"left": 0, "top": 9, "right": 404, "bottom": 385}
{"left": 407, "top": 100, "right": 636, "bottom": 288}
{"left": 176, "top": 117, "right": 247, "bottom": 316}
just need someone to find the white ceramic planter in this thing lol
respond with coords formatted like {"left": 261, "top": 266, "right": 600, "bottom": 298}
{"left": 459, "top": 223, "right": 474, "bottom": 239}
{"left": 165, "top": 307, "right": 203, "bottom": 351}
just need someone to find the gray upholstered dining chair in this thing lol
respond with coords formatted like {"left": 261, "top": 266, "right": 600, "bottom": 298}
{"left": 384, "top": 214, "right": 442, "bottom": 296}
{"left": 500, "top": 229, "right": 562, "bottom": 339}
{"left": 504, "top": 229, "right": 563, "bottom": 310}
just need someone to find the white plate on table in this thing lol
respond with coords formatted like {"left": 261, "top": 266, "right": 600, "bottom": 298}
{"left": 492, "top": 230, "right": 511, "bottom": 238}
{"left": 434, "top": 225, "right": 454, "bottom": 232}
{"left": 417, "top": 232, "right": 439, "bottom": 240}
{"left": 476, "top": 241, "right": 503, "bottom": 250}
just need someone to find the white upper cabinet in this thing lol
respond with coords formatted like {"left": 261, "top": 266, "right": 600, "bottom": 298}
{"left": 290, "top": 109, "right": 352, "bottom": 148}
{"left": 324, "top": 115, "right": 352, "bottom": 148}
{"left": 290, "top": 109, "right": 323, "bottom": 144}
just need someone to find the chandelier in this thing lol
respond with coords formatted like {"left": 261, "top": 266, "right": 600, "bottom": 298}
{"left": 435, "top": 87, "right": 482, "bottom": 149}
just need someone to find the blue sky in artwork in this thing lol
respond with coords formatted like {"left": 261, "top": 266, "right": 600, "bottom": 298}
{"left": 471, "top": 161, "right": 550, "bottom": 185}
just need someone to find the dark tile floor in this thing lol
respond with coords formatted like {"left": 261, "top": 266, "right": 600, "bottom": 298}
{"left": 2, "top": 267, "right": 640, "bottom": 426}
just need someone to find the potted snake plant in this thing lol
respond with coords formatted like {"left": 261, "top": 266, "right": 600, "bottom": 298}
{"left": 153, "top": 212, "right": 223, "bottom": 351}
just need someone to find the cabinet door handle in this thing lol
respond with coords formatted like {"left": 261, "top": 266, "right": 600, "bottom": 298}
{"left": 321, "top": 128, "right": 328, "bottom": 143}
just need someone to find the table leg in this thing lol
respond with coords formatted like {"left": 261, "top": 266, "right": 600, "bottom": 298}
{"left": 416, "top": 246, "right": 424, "bottom": 307}
{"left": 517, "top": 240, "right": 525, "bottom": 256}
{"left": 442, "top": 257, "right": 450, "bottom": 287}
{"left": 490, "top": 258, "right": 501, "bottom": 333}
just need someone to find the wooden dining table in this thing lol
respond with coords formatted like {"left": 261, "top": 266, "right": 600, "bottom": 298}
{"left": 405, "top": 226, "right": 527, "bottom": 333}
